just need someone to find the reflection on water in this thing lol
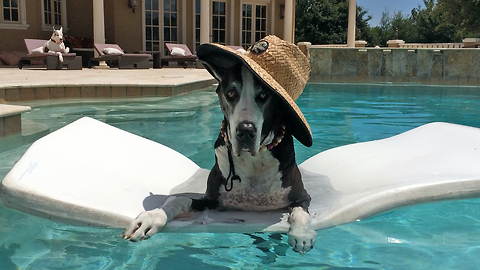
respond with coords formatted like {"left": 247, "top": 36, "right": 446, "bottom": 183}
{"left": 1, "top": 84, "right": 480, "bottom": 269}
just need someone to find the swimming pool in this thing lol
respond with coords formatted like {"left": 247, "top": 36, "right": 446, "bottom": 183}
{"left": 1, "top": 83, "right": 480, "bottom": 269}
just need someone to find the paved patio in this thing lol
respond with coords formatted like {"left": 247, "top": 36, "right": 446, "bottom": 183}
{"left": 0, "top": 67, "right": 217, "bottom": 103}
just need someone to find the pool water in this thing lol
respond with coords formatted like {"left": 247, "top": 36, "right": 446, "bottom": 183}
{"left": 1, "top": 83, "right": 480, "bottom": 269}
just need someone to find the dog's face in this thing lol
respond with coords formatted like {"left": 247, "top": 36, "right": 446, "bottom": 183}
{"left": 50, "top": 27, "right": 64, "bottom": 44}
{"left": 215, "top": 64, "right": 285, "bottom": 157}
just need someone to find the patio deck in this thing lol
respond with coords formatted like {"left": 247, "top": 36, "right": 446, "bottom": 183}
{"left": 0, "top": 68, "right": 216, "bottom": 103}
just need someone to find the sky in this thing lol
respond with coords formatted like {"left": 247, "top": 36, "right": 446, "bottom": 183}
{"left": 357, "top": 0, "right": 425, "bottom": 26}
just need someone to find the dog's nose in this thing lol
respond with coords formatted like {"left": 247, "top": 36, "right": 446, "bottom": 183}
{"left": 236, "top": 121, "right": 256, "bottom": 139}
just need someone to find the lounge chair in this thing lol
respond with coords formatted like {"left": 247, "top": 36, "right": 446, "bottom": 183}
{"left": 90, "top": 44, "right": 150, "bottom": 69}
{"left": 161, "top": 43, "right": 197, "bottom": 68}
{"left": 18, "top": 39, "right": 82, "bottom": 70}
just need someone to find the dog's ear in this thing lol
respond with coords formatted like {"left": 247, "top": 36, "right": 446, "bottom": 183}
{"left": 201, "top": 61, "right": 227, "bottom": 82}
{"left": 52, "top": 26, "right": 56, "bottom": 31}
{"left": 197, "top": 45, "right": 242, "bottom": 83}
{"left": 59, "top": 27, "right": 63, "bottom": 33}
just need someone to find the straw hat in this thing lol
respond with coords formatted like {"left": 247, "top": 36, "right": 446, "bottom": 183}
{"left": 196, "top": 35, "right": 312, "bottom": 147}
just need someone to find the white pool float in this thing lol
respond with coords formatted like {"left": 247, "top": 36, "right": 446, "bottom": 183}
{"left": 1, "top": 117, "right": 480, "bottom": 233}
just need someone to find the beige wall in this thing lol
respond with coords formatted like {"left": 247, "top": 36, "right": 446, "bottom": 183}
{"left": 185, "top": 0, "right": 194, "bottom": 50}
{"left": 273, "top": 0, "right": 285, "bottom": 38}
{"left": 0, "top": 1, "right": 48, "bottom": 51}
{"left": 106, "top": 0, "right": 143, "bottom": 52}
{"left": 67, "top": 1, "right": 93, "bottom": 38}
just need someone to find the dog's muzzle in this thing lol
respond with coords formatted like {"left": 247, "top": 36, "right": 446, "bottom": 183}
{"left": 234, "top": 121, "right": 258, "bottom": 155}
{"left": 236, "top": 121, "right": 256, "bottom": 140}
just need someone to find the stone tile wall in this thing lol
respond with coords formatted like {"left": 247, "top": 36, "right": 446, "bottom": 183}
{"left": 309, "top": 48, "right": 480, "bottom": 85}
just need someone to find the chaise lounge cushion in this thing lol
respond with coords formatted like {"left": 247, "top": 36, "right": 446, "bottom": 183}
{"left": 0, "top": 52, "right": 18, "bottom": 65}
{"left": 92, "top": 43, "right": 150, "bottom": 69}
{"left": 0, "top": 51, "right": 27, "bottom": 66}
{"left": 102, "top": 47, "right": 124, "bottom": 55}
{"left": 170, "top": 47, "right": 186, "bottom": 56}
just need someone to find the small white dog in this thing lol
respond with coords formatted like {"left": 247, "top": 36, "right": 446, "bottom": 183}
{"left": 43, "top": 26, "right": 69, "bottom": 62}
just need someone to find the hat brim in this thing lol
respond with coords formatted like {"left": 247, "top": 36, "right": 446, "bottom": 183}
{"left": 197, "top": 43, "right": 312, "bottom": 147}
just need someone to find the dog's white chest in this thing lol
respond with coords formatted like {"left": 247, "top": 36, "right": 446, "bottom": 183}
{"left": 46, "top": 41, "right": 66, "bottom": 52}
{"left": 215, "top": 146, "right": 291, "bottom": 211}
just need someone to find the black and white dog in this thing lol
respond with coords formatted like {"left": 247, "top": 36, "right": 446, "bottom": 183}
{"left": 32, "top": 26, "right": 70, "bottom": 62}
{"left": 122, "top": 36, "right": 317, "bottom": 254}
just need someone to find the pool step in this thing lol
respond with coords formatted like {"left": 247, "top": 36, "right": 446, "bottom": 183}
{"left": 0, "top": 104, "right": 31, "bottom": 137}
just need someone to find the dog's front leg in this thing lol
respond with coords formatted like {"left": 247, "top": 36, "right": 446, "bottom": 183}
{"left": 56, "top": 52, "right": 64, "bottom": 63}
{"left": 287, "top": 207, "right": 317, "bottom": 254}
{"left": 121, "top": 196, "right": 192, "bottom": 241}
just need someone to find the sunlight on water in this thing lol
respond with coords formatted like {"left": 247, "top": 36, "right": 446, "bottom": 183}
{"left": 1, "top": 83, "right": 480, "bottom": 269}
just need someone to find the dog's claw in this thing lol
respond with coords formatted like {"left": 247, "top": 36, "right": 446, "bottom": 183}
{"left": 121, "top": 209, "right": 167, "bottom": 242}
{"left": 287, "top": 207, "right": 317, "bottom": 254}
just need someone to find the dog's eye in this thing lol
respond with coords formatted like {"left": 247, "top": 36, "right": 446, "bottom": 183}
{"left": 226, "top": 90, "right": 236, "bottom": 100}
{"left": 257, "top": 91, "right": 269, "bottom": 102}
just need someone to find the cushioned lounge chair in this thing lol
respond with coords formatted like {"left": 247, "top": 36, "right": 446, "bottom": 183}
{"left": 18, "top": 39, "right": 82, "bottom": 70}
{"left": 161, "top": 43, "right": 197, "bottom": 68}
{"left": 90, "top": 44, "right": 150, "bottom": 69}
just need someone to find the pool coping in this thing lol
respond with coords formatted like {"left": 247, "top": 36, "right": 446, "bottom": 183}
{"left": 0, "top": 68, "right": 217, "bottom": 102}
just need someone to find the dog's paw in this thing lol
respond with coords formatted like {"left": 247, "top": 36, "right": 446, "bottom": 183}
{"left": 120, "top": 209, "right": 167, "bottom": 242}
{"left": 287, "top": 207, "right": 317, "bottom": 254}
{"left": 288, "top": 227, "right": 317, "bottom": 254}
{"left": 57, "top": 52, "right": 64, "bottom": 63}
{"left": 64, "top": 47, "right": 69, "bottom": 53}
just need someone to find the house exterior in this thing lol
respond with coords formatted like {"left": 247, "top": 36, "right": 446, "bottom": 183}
{"left": 0, "top": 0, "right": 296, "bottom": 54}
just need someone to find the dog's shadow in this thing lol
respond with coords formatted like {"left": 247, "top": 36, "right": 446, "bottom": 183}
{"left": 141, "top": 192, "right": 204, "bottom": 211}
{"left": 141, "top": 193, "right": 287, "bottom": 264}
{"left": 142, "top": 193, "right": 167, "bottom": 211}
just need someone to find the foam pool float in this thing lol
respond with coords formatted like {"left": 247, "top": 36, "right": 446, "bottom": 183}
{"left": 2, "top": 117, "right": 480, "bottom": 233}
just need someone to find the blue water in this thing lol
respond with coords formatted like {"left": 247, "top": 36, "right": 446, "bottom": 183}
{"left": 1, "top": 83, "right": 480, "bottom": 269}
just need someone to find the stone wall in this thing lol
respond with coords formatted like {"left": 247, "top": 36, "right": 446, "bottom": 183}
{"left": 309, "top": 47, "right": 480, "bottom": 85}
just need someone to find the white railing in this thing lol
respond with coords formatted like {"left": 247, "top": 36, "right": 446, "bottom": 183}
{"left": 399, "top": 43, "right": 464, "bottom": 49}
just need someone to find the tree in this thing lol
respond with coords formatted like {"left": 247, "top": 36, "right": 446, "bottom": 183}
{"left": 411, "top": 0, "right": 456, "bottom": 42}
{"left": 436, "top": 0, "right": 480, "bottom": 39}
{"left": 295, "top": 0, "right": 371, "bottom": 44}
{"left": 370, "top": 9, "right": 417, "bottom": 46}
{"left": 295, "top": 0, "right": 480, "bottom": 46}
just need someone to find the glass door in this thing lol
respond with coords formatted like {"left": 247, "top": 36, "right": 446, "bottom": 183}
{"left": 242, "top": 3, "right": 267, "bottom": 48}
{"left": 212, "top": 1, "right": 226, "bottom": 44}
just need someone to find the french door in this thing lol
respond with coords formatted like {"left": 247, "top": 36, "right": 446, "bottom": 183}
{"left": 145, "top": 0, "right": 178, "bottom": 52}
{"left": 242, "top": 3, "right": 267, "bottom": 48}
{"left": 212, "top": 1, "right": 226, "bottom": 44}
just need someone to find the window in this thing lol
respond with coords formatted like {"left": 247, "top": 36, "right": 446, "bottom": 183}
{"left": 241, "top": 4, "right": 252, "bottom": 48}
{"left": 0, "top": 0, "right": 27, "bottom": 29}
{"left": 144, "top": 0, "right": 178, "bottom": 53}
{"left": 212, "top": 1, "right": 226, "bottom": 44}
{"left": 194, "top": 0, "right": 200, "bottom": 49}
{"left": 42, "top": 0, "right": 66, "bottom": 31}
{"left": 145, "top": 0, "right": 161, "bottom": 52}
{"left": 163, "top": 0, "right": 177, "bottom": 44}
{"left": 2, "top": 0, "right": 19, "bottom": 22}
{"left": 43, "top": 0, "right": 61, "bottom": 25}
{"left": 255, "top": 5, "right": 267, "bottom": 42}
{"left": 242, "top": 3, "right": 267, "bottom": 48}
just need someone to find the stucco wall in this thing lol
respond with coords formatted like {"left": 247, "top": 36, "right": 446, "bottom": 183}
{"left": 67, "top": 1, "right": 93, "bottom": 38}
{"left": 108, "top": 0, "right": 143, "bottom": 52}
{"left": 0, "top": 1, "right": 49, "bottom": 51}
